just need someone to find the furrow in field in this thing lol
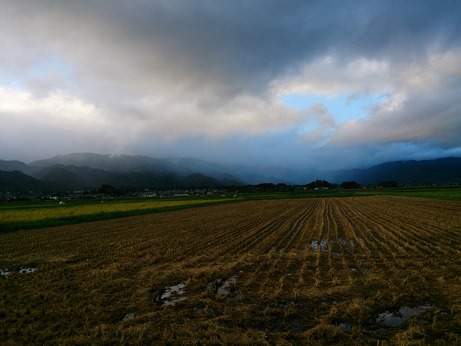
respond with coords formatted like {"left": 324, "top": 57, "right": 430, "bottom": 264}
{"left": 345, "top": 197, "right": 435, "bottom": 257}
{"left": 325, "top": 200, "right": 350, "bottom": 281}
{"left": 339, "top": 197, "right": 457, "bottom": 280}
{"left": 310, "top": 199, "right": 329, "bottom": 288}
{"left": 130, "top": 202, "right": 277, "bottom": 262}
{"left": 332, "top": 199, "right": 375, "bottom": 255}
{"left": 275, "top": 201, "right": 321, "bottom": 297}
{"left": 266, "top": 200, "right": 322, "bottom": 298}
{"left": 177, "top": 215, "right": 266, "bottom": 258}
{"left": 360, "top": 198, "right": 435, "bottom": 249}
{"left": 292, "top": 198, "right": 324, "bottom": 287}
{"left": 222, "top": 203, "right": 305, "bottom": 257}
{"left": 333, "top": 198, "right": 398, "bottom": 273}
{"left": 250, "top": 201, "right": 322, "bottom": 297}
{"left": 249, "top": 205, "right": 308, "bottom": 254}
{"left": 320, "top": 199, "right": 349, "bottom": 288}
{"left": 360, "top": 197, "right": 461, "bottom": 256}
{"left": 329, "top": 200, "right": 359, "bottom": 274}
{"left": 296, "top": 200, "right": 323, "bottom": 254}
{"left": 273, "top": 201, "right": 317, "bottom": 253}
{"left": 130, "top": 202, "right": 304, "bottom": 268}
{"left": 285, "top": 201, "right": 321, "bottom": 298}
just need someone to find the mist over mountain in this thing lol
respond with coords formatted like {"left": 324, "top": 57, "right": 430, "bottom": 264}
{"left": 23, "top": 153, "right": 244, "bottom": 191}
{"left": 1, "top": 153, "right": 461, "bottom": 193}
{"left": 27, "top": 153, "right": 326, "bottom": 186}
{"left": 30, "top": 153, "right": 172, "bottom": 173}
{"left": 28, "top": 153, "right": 244, "bottom": 188}
{"left": 0, "top": 160, "right": 39, "bottom": 176}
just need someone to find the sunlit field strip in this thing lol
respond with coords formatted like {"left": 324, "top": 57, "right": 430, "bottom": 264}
{"left": 0, "top": 198, "right": 232, "bottom": 224}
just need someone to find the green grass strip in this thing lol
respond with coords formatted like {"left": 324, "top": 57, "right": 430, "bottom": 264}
{"left": 0, "top": 197, "right": 242, "bottom": 231}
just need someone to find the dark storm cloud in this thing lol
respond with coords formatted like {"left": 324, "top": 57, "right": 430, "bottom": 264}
{"left": 0, "top": 0, "right": 461, "bottom": 168}
{"left": 94, "top": 1, "right": 460, "bottom": 97}
{"left": 6, "top": 0, "right": 459, "bottom": 98}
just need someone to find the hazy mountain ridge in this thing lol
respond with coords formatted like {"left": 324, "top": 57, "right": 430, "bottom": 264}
{"left": 0, "top": 160, "right": 39, "bottom": 176}
{"left": 1, "top": 153, "right": 461, "bottom": 193}
{"left": 0, "top": 170, "right": 55, "bottom": 192}
{"left": 0, "top": 154, "right": 245, "bottom": 191}
{"left": 28, "top": 153, "right": 245, "bottom": 189}
{"left": 30, "top": 153, "right": 172, "bottom": 173}
{"left": 330, "top": 157, "right": 461, "bottom": 185}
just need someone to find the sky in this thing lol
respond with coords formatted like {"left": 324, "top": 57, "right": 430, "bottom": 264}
{"left": 1, "top": 0, "right": 461, "bottom": 170}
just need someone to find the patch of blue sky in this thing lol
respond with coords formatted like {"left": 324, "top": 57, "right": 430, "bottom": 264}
{"left": 280, "top": 93, "right": 386, "bottom": 123}
{"left": 0, "top": 57, "right": 75, "bottom": 92}
{"left": 29, "top": 56, "right": 76, "bottom": 91}
{"left": 0, "top": 69, "right": 22, "bottom": 89}
{"left": 29, "top": 57, "right": 73, "bottom": 77}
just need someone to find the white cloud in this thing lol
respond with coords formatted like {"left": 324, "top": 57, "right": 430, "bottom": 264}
{"left": 0, "top": 88, "right": 121, "bottom": 160}
{"left": 272, "top": 45, "right": 461, "bottom": 153}
{"left": 114, "top": 92, "right": 306, "bottom": 140}
{"left": 328, "top": 47, "right": 461, "bottom": 148}
{"left": 0, "top": 88, "right": 107, "bottom": 129}
{"left": 272, "top": 56, "right": 393, "bottom": 98}
{"left": 1, "top": 0, "right": 461, "bottom": 169}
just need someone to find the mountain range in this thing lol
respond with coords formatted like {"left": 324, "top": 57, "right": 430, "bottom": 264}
{"left": 1, "top": 153, "right": 461, "bottom": 193}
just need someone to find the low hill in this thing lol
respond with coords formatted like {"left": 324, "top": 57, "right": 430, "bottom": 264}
{"left": 0, "top": 160, "right": 39, "bottom": 176}
{"left": 34, "top": 166, "right": 90, "bottom": 190}
{"left": 0, "top": 170, "right": 52, "bottom": 193}
{"left": 333, "top": 157, "right": 461, "bottom": 185}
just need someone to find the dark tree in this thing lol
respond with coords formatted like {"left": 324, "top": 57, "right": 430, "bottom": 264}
{"left": 340, "top": 181, "right": 361, "bottom": 189}
{"left": 378, "top": 181, "right": 399, "bottom": 188}
{"left": 305, "top": 179, "right": 334, "bottom": 189}
{"left": 98, "top": 184, "right": 115, "bottom": 195}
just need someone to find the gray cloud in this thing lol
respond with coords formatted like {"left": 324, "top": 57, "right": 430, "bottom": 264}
{"left": 0, "top": 0, "right": 461, "bottom": 170}
{"left": 331, "top": 47, "right": 461, "bottom": 149}
{"left": 5, "top": 1, "right": 459, "bottom": 96}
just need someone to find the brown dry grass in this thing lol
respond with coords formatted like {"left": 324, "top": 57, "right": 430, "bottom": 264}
{"left": 1, "top": 196, "right": 461, "bottom": 345}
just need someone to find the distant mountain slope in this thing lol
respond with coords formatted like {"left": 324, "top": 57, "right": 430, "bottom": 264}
{"left": 165, "top": 158, "right": 242, "bottom": 181}
{"left": 32, "top": 164, "right": 237, "bottom": 190}
{"left": 34, "top": 166, "right": 89, "bottom": 190}
{"left": 2, "top": 153, "right": 461, "bottom": 193}
{"left": 29, "top": 153, "right": 244, "bottom": 185}
{"left": 0, "top": 170, "right": 52, "bottom": 192}
{"left": 180, "top": 173, "right": 220, "bottom": 188}
{"left": 226, "top": 163, "right": 321, "bottom": 185}
{"left": 0, "top": 160, "right": 39, "bottom": 175}
{"left": 30, "top": 153, "right": 170, "bottom": 173}
{"left": 333, "top": 157, "right": 461, "bottom": 185}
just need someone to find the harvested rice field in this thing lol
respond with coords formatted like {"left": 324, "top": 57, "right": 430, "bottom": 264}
{"left": 1, "top": 196, "right": 461, "bottom": 345}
